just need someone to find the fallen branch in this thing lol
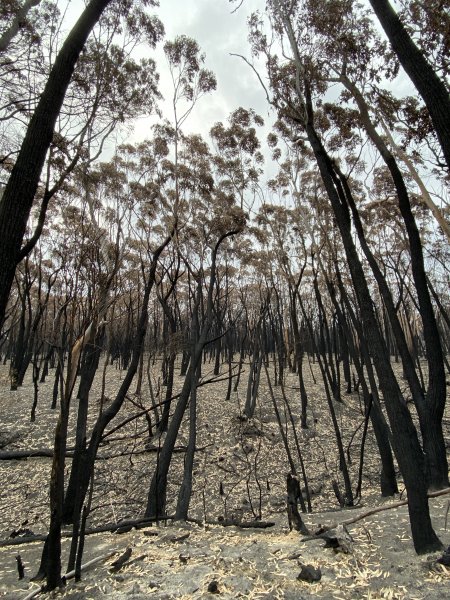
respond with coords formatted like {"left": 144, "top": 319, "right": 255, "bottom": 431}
{"left": 223, "top": 520, "right": 275, "bottom": 529}
{"left": 0, "top": 533, "right": 48, "bottom": 547}
{"left": 186, "top": 516, "right": 275, "bottom": 529}
{"left": 0, "top": 448, "right": 76, "bottom": 460}
{"left": 109, "top": 547, "right": 132, "bottom": 572}
{"left": 303, "top": 487, "right": 450, "bottom": 540}
{"left": 22, "top": 551, "right": 115, "bottom": 599}
{"left": 0, "top": 445, "right": 210, "bottom": 461}
{"left": 0, "top": 515, "right": 170, "bottom": 547}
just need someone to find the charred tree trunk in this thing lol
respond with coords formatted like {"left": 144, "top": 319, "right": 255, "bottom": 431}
{"left": 299, "top": 82, "right": 441, "bottom": 552}
{"left": 145, "top": 230, "right": 240, "bottom": 519}
{"left": 368, "top": 0, "right": 450, "bottom": 171}
{"left": 330, "top": 270, "right": 398, "bottom": 497}
{"left": 40, "top": 236, "right": 170, "bottom": 590}
{"left": 175, "top": 363, "right": 201, "bottom": 519}
{"left": 0, "top": 0, "right": 114, "bottom": 331}
{"left": 341, "top": 73, "right": 448, "bottom": 489}
{"left": 289, "top": 280, "right": 309, "bottom": 428}
{"left": 62, "top": 328, "right": 104, "bottom": 524}
{"left": 299, "top": 293, "right": 354, "bottom": 507}
{"left": 286, "top": 474, "right": 309, "bottom": 534}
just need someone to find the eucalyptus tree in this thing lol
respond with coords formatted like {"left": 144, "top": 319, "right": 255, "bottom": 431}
{"left": 294, "top": 0, "right": 449, "bottom": 490}
{"left": 210, "top": 107, "right": 264, "bottom": 211}
{"left": 322, "top": 256, "right": 399, "bottom": 498}
{"left": 256, "top": 200, "right": 311, "bottom": 426}
{"left": 246, "top": 0, "right": 443, "bottom": 553}
{"left": 163, "top": 34, "right": 217, "bottom": 221}
{"left": 368, "top": 0, "right": 450, "bottom": 171}
{"left": 154, "top": 247, "right": 184, "bottom": 432}
{"left": 42, "top": 134, "right": 174, "bottom": 588}
{"left": 62, "top": 152, "right": 131, "bottom": 524}
{"left": 0, "top": 0, "right": 163, "bottom": 333}
{"left": 62, "top": 130, "right": 172, "bottom": 516}
{"left": 144, "top": 111, "right": 251, "bottom": 518}
{"left": 152, "top": 129, "right": 216, "bottom": 432}
{"left": 145, "top": 187, "right": 247, "bottom": 519}
{"left": 256, "top": 186, "right": 355, "bottom": 500}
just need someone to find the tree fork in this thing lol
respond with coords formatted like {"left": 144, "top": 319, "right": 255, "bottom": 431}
{"left": 302, "top": 105, "right": 442, "bottom": 552}
{"left": 0, "top": 0, "right": 114, "bottom": 330}
{"left": 368, "top": 0, "right": 450, "bottom": 171}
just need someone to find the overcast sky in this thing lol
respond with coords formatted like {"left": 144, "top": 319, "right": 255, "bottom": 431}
{"left": 142, "top": 0, "right": 272, "bottom": 142}
{"left": 64, "top": 0, "right": 432, "bottom": 195}
{"left": 62, "top": 0, "right": 274, "bottom": 167}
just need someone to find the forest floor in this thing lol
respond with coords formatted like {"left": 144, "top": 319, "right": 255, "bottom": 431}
{"left": 0, "top": 356, "right": 449, "bottom": 599}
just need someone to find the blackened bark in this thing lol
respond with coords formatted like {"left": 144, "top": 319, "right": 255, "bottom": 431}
{"left": 45, "top": 393, "right": 71, "bottom": 589}
{"left": 146, "top": 343, "right": 204, "bottom": 518}
{"left": 279, "top": 378, "right": 311, "bottom": 511}
{"left": 427, "top": 276, "right": 450, "bottom": 334}
{"left": 302, "top": 93, "right": 441, "bottom": 552}
{"left": 0, "top": 0, "right": 114, "bottom": 329}
{"left": 68, "top": 236, "right": 170, "bottom": 516}
{"left": 175, "top": 364, "right": 200, "bottom": 519}
{"left": 339, "top": 322, "right": 352, "bottom": 394}
{"left": 158, "top": 353, "right": 176, "bottom": 432}
{"left": 244, "top": 345, "right": 262, "bottom": 418}
{"left": 225, "top": 331, "right": 234, "bottom": 401}
{"left": 233, "top": 321, "right": 247, "bottom": 392}
{"left": 10, "top": 275, "right": 29, "bottom": 390}
{"left": 63, "top": 332, "right": 104, "bottom": 524}
{"left": 42, "top": 235, "right": 170, "bottom": 590}
{"left": 368, "top": 0, "right": 450, "bottom": 171}
{"left": 339, "top": 75, "right": 448, "bottom": 489}
{"left": 299, "top": 293, "right": 354, "bottom": 507}
{"left": 290, "top": 287, "right": 309, "bottom": 428}
{"left": 213, "top": 339, "right": 221, "bottom": 375}
{"left": 180, "top": 348, "right": 190, "bottom": 376}
{"left": 327, "top": 272, "right": 398, "bottom": 497}
{"left": 313, "top": 276, "right": 341, "bottom": 403}
{"left": 157, "top": 264, "right": 182, "bottom": 431}
{"left": 51, "top": 360, "right": 62, "bottom": 410}
{"left": 264, "top": 363, "right": 298, "bottom": 483}
{"left": 145, "top": 230, "right": 240, "bottom": 519}
{"left": 286, "top": 474, "right": 309, "bottom": 533}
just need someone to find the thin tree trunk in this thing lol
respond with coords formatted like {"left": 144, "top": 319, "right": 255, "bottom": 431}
{"left": 63, "top": 330, "right": 104, "bottom": 524}
{"left": 145, "top": 230, "right": 240, "bottom": 518}
{"left": 299, "top": 80, "right": 441, "bottom": 551}
{"left": 331, "top": 269, "right": 398, "bottom": 497}
{"left": 175, "top": 363, "right": 200, "bottom": 520}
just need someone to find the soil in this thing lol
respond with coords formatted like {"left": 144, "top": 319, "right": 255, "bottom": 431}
{"left": 0, "top": 357, "right": 449, "bottom": 599}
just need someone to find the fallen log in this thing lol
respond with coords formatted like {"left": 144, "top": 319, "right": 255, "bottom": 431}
{"left": 0, "top": 516, "right": 169, "bottom": 548}
{"left": 221, "top": 520, "right": 275, "bottom": 529}
{"left": 0, "top": 445, "right": 204, "bottom": 461}
{"left": 187, "top": 516, "right": 275, "bottom": 529}
{"left": 0, "top": 448, "right": 76, "bottom": 460}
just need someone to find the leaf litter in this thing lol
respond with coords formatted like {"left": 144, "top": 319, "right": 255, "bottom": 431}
{"left": 0, "top": 358, "right": 448, "bottom": 599}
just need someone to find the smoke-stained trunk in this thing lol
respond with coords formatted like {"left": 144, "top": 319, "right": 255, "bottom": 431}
{"left": 368, "top": 0, "right": 450, "bottom": 171}
{"left": 0, "top": 0, "right": 114, "bottom": 329}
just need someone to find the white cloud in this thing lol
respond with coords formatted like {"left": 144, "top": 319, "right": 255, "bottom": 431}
{"left": 143, "top": 0, "right": 272, "bottom": 139}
